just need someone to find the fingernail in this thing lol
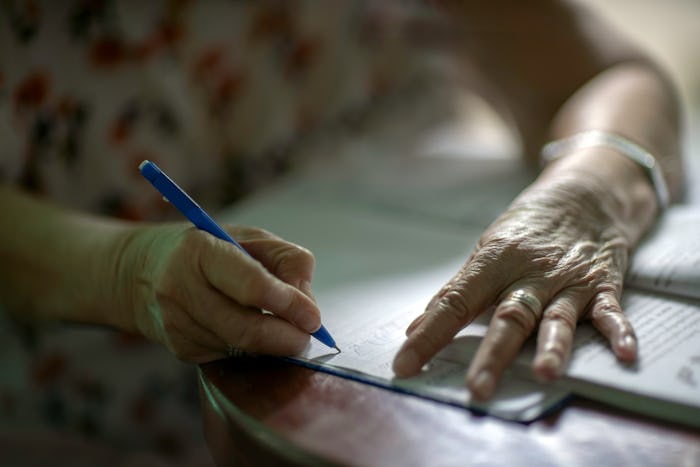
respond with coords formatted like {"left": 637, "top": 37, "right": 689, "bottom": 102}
{"left": 469, "top": 370, "right": 496, "bottom": 400}
{"left": 267, "top": 283, "right": 319, "bottom": 332}
{"left": 617, "top": 334, "right": 637, "bottom": 361}
{"left": 621, "top": 334, "right": 636, "bottom": 351}
{"left": 534, "top": 352, "right": 562, "bottom": 382}
{"left": 393, "top": 349, "right": 421, "bottom": 377}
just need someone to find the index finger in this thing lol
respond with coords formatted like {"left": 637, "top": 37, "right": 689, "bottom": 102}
{"left": 198, "top": 233, "right": 322, "bottom": 333}
{"left": 392, "top": 260, "right": 503, "bottom": 378}
{"left": 241, "top": 238, "right": 316, "bottom": 298}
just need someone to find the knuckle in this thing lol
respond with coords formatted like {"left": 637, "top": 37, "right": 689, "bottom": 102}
{"left": 586, "top": 264, "right": 616, "bottom": 283}
{"left": 476, "top": 240, "right": 512, "bottom": 263}
{"left": 589, "top": 295, "right": 623, "bottom": 320}
{"left": 542, "top": 307, "right": 577, "bottom": 328}
{"left": 244, "top": 226, "right": 270, "bottom": 237}
{"left": 277, "top": 244, "right": 315, "bottom": 272}
{"left": 602, "top": 235, "right": 630, "bottom": 254}
{"left": 235, "top": 226, "right": 277, "bottom": 241}
{"left": 438, "top": 289, "right": 473, "bottom": 322}
{"left": 595, "top": 284, "right": 621, "bottom": 297}
{"left": 410, "top": 328, "right": 447, "bottom": 359}
{"left": 494, "top": 304, "right": 537, "bottom": 336}
{"left": 532, "top": 251, "right": 562, "bottom": 271}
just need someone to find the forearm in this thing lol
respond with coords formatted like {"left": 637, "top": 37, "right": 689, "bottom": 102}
{"left": 0, "top": 185, "right": 138, "bottom": 330}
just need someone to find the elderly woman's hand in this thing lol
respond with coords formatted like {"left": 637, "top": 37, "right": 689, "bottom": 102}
{"left": 119, "top": 223, "right": 320, "bottom": 363}
{"left": 392, "top": 173, "right": 639, "bottom": 400}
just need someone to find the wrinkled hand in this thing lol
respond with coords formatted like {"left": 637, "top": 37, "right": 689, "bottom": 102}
{"left": 120, "top": 223, "right": 320, "bottom": 363}
{"left": 392, "top": 183, "right": 638, "bottom": 399}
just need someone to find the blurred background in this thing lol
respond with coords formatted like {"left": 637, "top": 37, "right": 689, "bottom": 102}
{"left": 585, "top": 0, "right": 700, "bottom": 202}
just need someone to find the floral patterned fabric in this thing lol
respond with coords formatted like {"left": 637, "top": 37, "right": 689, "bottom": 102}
{"left": 1, "top": 0, "right": 439, "bottom": 217}
{"left": 0, "top": 0, "right": 449, "bottom": 464}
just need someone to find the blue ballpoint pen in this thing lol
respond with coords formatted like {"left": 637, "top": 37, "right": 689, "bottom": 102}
{"left": 139, "top": 160, "right": 339, "bottom": 351}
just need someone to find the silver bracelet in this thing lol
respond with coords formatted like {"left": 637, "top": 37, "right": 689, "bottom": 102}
{"left": 541, "top": 130, "right": 670, "bottom": 209}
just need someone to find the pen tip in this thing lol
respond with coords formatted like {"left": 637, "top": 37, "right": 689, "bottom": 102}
{"left": 334, "top": 346, "right": 341, "bottom": 353}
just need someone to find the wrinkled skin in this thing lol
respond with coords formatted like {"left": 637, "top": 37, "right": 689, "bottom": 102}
{"left": 121, "top": 223, "right": 321, "bottom": 363}
{"left": 393, "top": 178, "right": 638, "bottom": 400}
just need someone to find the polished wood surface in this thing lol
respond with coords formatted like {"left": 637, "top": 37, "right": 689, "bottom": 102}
{"left": 199, "top": 357, "right": 700, "bottom": 467}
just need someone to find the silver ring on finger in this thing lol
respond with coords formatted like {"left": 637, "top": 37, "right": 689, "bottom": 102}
{"left": 502, "top": 289, "right": 543, "bottom": 320}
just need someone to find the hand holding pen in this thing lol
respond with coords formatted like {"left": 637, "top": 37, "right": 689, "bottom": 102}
{"left": 134, "top": 160, "right": 338, "bottom": 361}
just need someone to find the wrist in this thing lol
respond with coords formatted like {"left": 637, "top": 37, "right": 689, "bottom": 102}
{"left": 530, "top": 145, "right": 657, "bottom": 244}
{"left": 98, "top": 224, "right": 158, "bottom": 334}
{"left": 56, "top": 220, "right": 147, "bottom": 333}
{"left": 542, "top": 130, "right": 670, "bottom": 209}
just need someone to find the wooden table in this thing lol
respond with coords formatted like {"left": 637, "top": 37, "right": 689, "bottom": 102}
{"left": 199, "top": 357, "right": 700, "bottom": 467}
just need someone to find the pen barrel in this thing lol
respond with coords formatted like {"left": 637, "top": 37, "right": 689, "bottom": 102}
{"left": 189, "top": 209, "right": 248, "bottom": 255}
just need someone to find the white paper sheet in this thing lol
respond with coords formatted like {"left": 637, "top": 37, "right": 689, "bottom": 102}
{"left": 627, "top": 205, "right": 700, "bottom": 300}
